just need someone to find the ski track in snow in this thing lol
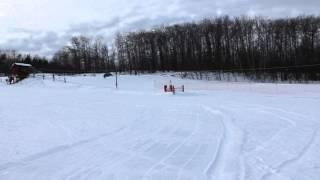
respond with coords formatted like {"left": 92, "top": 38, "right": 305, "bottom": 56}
{"left": 0, "top": 105, "right": 225, "bottom": 180}
{"left": 233, "top": 104, "right": 320, "bottom": 180}
{"left": 0, "top": 127, "right": 127, "bottom": 171}
{"left": 0, "top": 74, "right": 320, "bottom": 180}
{"left": 201, "top": 106, "right": 245, "bottom": 180}
{"left": 141, "top": 110, "right": 200, "bottom": 180}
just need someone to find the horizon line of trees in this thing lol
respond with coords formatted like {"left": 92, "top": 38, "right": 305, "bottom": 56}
{"left": 115, "top": 15, "right": 320, "bottom": 81}
{"left": 51, "top": 36, "right": 116, "bottom": 73}
{"left": 1, "top": 15, "right": 320, "bottom": 81}
{"left": 0, "top": 50, "right": 49, "bottom": 74}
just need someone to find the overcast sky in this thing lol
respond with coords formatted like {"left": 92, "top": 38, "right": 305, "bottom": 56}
{"left": 0, "top": 0, "right": 319, "bottom": 58}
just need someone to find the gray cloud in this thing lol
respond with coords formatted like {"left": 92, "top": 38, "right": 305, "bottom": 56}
{"left": 0, "top": 0, "right": 319, "bottom": 58}
{"left": 67, "top": 17, "right": 121, "bottom": 35}
{"left": 0, "top": 31, "right": 66, "bottom": 57}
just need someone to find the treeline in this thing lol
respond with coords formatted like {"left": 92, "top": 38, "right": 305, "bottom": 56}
{"left": 1, "top": 36, "right": 116, "bottom": 74}
{"left": 52, "top": 36, "right": 115, "bottom": 73}
{"left": 1, "top": 15, "right": 320, "bottom": 81}
{"left": 116, "top": 16, "right": 320, "bottom": 81}
{"left": 0, "top": 50, "right": 49, "bottom": 74}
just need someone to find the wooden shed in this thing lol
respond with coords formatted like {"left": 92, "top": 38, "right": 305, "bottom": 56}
{"left": 11, "top": 63, "right": 33, "bottom": 79}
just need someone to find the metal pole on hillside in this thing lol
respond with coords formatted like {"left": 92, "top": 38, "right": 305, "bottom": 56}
{"left": 115, "top": 70, "right": 118, "bottom": 89}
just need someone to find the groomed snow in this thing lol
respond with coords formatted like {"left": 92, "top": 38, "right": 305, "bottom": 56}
{"left": 0, "top": 74, "right": 319, "bottom": 180}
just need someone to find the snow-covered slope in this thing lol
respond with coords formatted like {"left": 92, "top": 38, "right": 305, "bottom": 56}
{"left": 0, "top": 74, "right": 319, "bottom": 180}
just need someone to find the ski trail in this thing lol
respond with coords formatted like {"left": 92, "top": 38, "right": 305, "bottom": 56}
{"left": 0, "top": 126, "right": 126, "bottom": 171}
{"left": 174, "top": 113, "right": 202, "bottom": 180}
{"left": 239, "top": 104, "right": 319, "bottom": 180}
{"left": 204, "top": 111, "right": 226, "bottom": 180}
{"left": 202, "top": 106, "right": 245, "bottom": 180}
{"left": 260, "top": 127, "right": 319, "bottom": 180}
{"left": 245, "top": 109, "right": 297, "bottom": 154}
{"left": 141, "top": 111, "right": 201, "bottom": 180}
{"left": 176, "top": 144, "right": 202, "bottom": 180}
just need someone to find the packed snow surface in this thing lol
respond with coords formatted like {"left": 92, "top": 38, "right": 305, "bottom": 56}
{"left": 0, "top": 74, "right": 320, "bottom": 180}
